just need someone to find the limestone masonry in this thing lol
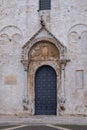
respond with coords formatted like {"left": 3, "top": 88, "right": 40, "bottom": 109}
{"left": 0, "top": 0, "right": 87, "bottom": 116}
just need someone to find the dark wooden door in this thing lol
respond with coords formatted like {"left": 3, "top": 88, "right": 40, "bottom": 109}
{"left": 35, "top": 65, "right": 57, "bottom": 115}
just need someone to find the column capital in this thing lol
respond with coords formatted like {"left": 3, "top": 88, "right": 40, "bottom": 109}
{"left": 21, "top": 60, "right": 28, "bottom": 71}
{"left": 60, "top": 59, "right": 70, "bottom": 65}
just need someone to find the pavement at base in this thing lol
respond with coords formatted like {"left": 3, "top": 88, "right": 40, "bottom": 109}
{"left": 0, "top": 116, "right": 87, "bottom": 130}
{"left": 4, "top": 125, "right": 65, "bottom": 130}
{"left": 0, "top": 124, "right": 87, "bottom": 130}
{"left": 0, "top": 125, "right": 69, "bottom": 130}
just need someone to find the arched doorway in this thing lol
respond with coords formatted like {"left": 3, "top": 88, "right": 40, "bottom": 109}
{"left": 35, "top": 65, "right": 57, "bottom": 115}
{"left": 21, "top": 27, "right": 67, "bottom": 115}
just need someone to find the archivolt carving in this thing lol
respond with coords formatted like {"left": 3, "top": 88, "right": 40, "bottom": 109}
{"left": 21, "top": 26, "right": 67, "bottom": 70}
{"left": 0, "top": 25, "right": 22, "bottom": 42}
{"left": 22, "top": 39, "right": 66, "bottom": 62}
{"left": 68, "top": 24, "right": 87, "bottom": 43}
{"left": 29, "top": 42, "right": 60, "bottom": 61}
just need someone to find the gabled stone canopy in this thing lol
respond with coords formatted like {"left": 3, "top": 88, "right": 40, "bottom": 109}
{"left": 21, "top": 26, "right": 67, "bottom": 70}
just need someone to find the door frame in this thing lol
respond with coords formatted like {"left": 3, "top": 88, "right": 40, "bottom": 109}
{"left": 28, "top": 61, "right": 60, "bottom": 115}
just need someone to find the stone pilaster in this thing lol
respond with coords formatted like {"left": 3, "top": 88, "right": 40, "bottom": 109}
{"left": 21, "top": 60, "right": 29, "bottom": 110}
{"left": 59, "top": 59, "right": 67, "bottom": 110}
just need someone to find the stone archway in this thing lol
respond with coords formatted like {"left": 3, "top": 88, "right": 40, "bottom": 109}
{"left": 28, "top": 41, "right": 60, "bottom": 115}
{"left": 21, "top": 27, "right": 69, "bottom": 115}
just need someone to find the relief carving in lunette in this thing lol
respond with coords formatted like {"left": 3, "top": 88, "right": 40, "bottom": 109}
{"left": 29, "top": 42, "right": 60, "bottom": 61}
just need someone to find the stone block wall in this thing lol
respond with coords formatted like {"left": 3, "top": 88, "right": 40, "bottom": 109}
{"left": 0, "top": 0, "right": 87, "bottom": 115}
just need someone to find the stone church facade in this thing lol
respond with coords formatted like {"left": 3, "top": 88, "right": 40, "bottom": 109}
{"left": 0, "top": 0, "right": 87, "bottom": 116}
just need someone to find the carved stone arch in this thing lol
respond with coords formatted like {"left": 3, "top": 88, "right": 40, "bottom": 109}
{"left": 21, "top": 27, "right": 69, "bottom": 115}
{"left": 22, "top": 40, "right": 66, "bottom": 69}
{"left": 34, "top": 63, "right": 59, "bottom": 77}
{"left": 28, "top": 54, "right": 60, "bottom": 115}
{"left": 29, "top": 37, "right": 65, "bottom": 58}
{"left": 21, "top": 26, "right": 68, "bottom": 70}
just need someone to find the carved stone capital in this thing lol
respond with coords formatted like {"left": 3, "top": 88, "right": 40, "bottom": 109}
{"left": 21, "top": 60, "right": 28, "bottom": 71}
{"left": 60, "top": 59, "right": 70, "bottom": 65}
{"left": 59, "top": 97, "right": 66, "bottom": 111}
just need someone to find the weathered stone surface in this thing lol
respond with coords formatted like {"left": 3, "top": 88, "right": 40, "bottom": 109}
{"left": 29, "top": 42, "right": 60, "bottom": 61}
{"left": 0, "top": 0, "right": 87, "bottom": 116}
{"left": 4, "top": 76, "right": 17, "bottom": 85}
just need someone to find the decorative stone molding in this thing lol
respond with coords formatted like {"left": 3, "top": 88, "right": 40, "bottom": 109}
{"left": 68, "top": 24, "right": 87, "bottom": 43}
{"left": 0, "top": 25, "right": 22, "bottom": 43}
{"left": 21, "top": 26, "right": 67, "bottom": 70}
{"left": 21, "top": 26, "right": 70, "bottom": 115}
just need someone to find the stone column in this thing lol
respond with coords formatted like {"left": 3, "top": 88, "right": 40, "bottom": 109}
{"left": 60, "top": 60, "right": 66, "bottom": 110}
{"left": 61, "top": 63, "right": 65, "bottom": 102}
{"left": 21, "top": 60, "right": 29, "bottom": 110}
{"left": 24, "top": 68, "right": 28, "bottom": 101}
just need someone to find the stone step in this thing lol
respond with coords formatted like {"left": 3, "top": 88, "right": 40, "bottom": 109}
{"left": 0, "top": 116, "right": 87, "bottom": 125}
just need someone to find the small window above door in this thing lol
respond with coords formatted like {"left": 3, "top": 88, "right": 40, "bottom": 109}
{"left": 39, "top": 0, "right": 51, "bottom": 10}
